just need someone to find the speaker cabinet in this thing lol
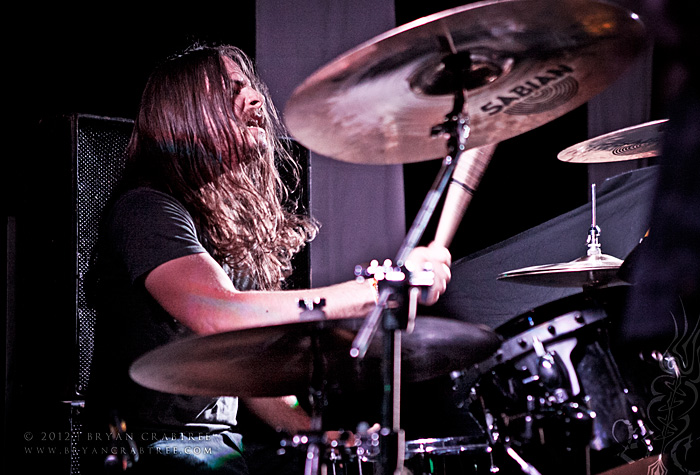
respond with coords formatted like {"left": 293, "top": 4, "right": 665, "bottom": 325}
{"left": 10, "top": 114, "right": 133, "bottom": 473}
{"left": 15, "top": 114, "right": 134, "bottom": 401}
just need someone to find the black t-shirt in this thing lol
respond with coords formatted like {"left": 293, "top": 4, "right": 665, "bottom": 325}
{"left": 86, "top": 187, "right": 239, "bottom": 432}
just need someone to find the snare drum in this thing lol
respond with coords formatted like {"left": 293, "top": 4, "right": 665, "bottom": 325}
{"left": 470, "top": 288, "right": 656, "bottom": 475}
{"left": 400, "top": 372, "right": 494, "bottom": 474}
{"left": 403, "top": 436, "right": 493, "bottom": 475}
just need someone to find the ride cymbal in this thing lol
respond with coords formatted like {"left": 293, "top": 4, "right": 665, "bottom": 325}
{"left": 285, "top": 0, "right": 647, "bottom": 164}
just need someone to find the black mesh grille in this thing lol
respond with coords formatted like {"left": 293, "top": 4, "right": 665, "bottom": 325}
{"left": 75, "top": 116, "right": 133, "bottom": 394}
{"left": 70, "top": 403, "right": 84, "bottom": 475}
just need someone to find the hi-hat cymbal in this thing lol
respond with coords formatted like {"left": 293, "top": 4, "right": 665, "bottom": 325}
{"left": 558, "top": 119, "right": 668, "bottom": 163}
{"left": 129, "top": 317, "right": 500, "bottom": 398}
{"left": 285, "top": 0, "right": 647, "bottom": 164}
{"left": 497, "top": 253, "right": 624, "bottom": 288}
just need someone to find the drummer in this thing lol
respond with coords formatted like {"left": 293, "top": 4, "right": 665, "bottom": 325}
{"left": 83, "top": 44, "right": 451, "bottom": 474}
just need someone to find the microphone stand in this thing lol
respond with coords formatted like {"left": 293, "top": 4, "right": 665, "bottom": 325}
{"left": 350, "top": 73, "right": 472, "bottom": 475}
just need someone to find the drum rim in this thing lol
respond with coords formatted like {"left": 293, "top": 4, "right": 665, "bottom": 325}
{"left": 405, "top": 436, "right": 490, "bottom": 455}
{"left": 473, "top": 306, "right": 609, "bottom": 375}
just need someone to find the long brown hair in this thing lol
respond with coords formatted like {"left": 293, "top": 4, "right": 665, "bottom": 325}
{"left": 126, "top": 44, "right": 318, "bottom": 290}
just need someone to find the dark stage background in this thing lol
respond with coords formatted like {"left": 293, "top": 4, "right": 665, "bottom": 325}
{"left": 6, "top": 1, "right": 662, "bottom": 258}
{"left": 6, "top": 1, "right": 693, "bottom": 474}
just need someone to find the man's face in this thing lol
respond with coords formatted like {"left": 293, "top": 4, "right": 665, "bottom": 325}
{"left": 224, "top": 57, "right": 267, "bottom": 152}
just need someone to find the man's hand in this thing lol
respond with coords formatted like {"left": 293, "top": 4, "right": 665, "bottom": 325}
{"left": 405, "top": 241, "right": 452, "bottom": 306}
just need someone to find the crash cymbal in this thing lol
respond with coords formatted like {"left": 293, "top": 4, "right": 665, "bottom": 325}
{"left": 130, "top": 317, "right": 500, "bottom": 397}
{"left": 285, "top": 0, "right": 647, "bottom": 164}
{"left": 558, "top": 119, "right": 668, "bottom": 163}
{"left": 497, "top": 253, "right": 624, "bottom": 288}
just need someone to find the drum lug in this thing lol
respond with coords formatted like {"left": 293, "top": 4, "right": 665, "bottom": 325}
{"left": 520, "top": 337, "right": 573, "bottom": 403}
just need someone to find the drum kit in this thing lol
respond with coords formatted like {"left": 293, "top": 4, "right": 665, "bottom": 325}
{"left": 130, "top": 1, "right": 673, "bottom": 474}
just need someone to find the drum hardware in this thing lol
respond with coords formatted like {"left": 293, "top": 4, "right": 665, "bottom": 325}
{"left": 558, "top": 119, "right": 668, "bottom": 164}
{"left": 472, "top": 402, "right": 548, "bottom": 475}
{"left": 353, "top": 252, "right": 493, "bottom": 475}
{"left": 446, "top": 370, "right": 519, "bottom": 474}
{"left": 403, "top": 437, "right": 494, "bottom": 475}
{"left": 279, "top": 428, "right": 376, "bottom": 475}
{"left": 304, "top": 299, "right": 338, "bottom": 475}
{"left": 350, "top": 60, "right": 492, "bottom": 474}
{"left": 468, "top": 289, "right": 659, "bottom": 475}
{"left": 649, "top": 350, "right": 681, "bottom": 378}
{"left": 498, "top": 183, "right": 625, "bottom": 288}
{"left": 348, "top": 15, "right": 476, "bottom": 475}
{"left": 474, "top": 359, "right": 598, "bottom": 474}
{"left": 404, "top": 437, "right": 490, "bottom": 457}
{"left": 531, "top": 337, "right": 573, "bottom": 403}
{"left": 481, "top": 307, "right": 609, "bottom": 375}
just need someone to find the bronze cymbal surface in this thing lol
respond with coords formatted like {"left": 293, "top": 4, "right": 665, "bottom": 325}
{"left": 129, "top": 317, "right": 501, "bottom": 397}
{"left": 558, "top": 119, "right": 668, "bottom": 163}
{"left": 285, "top": 0, "right": 647, "bottom": 164}
{"left": 497, "top": 253, "right": 624, "bottom": 288}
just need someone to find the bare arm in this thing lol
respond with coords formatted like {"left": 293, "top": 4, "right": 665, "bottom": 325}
{"left": 143, "top": 241, "right": 450, "bottom": 335}
{"left": 144, "top": 251, "right": 378, "bottom": 335}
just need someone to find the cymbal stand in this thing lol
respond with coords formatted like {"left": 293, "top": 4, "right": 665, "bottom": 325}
{"left": 586, "top": 183, "right": 602, "bottom": 257}
{"left": 293, "top": 299, "right": 331, "bottom": 475}
{"left": 351, "top": 51, "right": 473, "bottom": 475}
{"left": 350, "top": 55, "right": 472, "bottom": 358}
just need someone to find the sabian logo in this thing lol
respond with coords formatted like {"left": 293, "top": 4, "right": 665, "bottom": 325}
{"left": 479, "top": 64, "right": 578, "bottom": 116}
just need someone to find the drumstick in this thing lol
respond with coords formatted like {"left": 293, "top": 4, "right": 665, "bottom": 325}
{"left": 434, "top": 144, "right": 497, "bottom": 247}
